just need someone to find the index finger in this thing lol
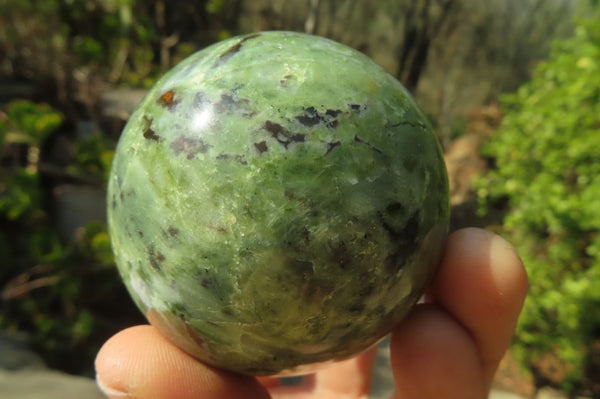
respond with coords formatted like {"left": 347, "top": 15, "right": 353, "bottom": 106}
{"left": 389, "top": 228, "right": 528, "bottom": 398}
{"left": 430, "top": 228, "right": 528, "bottom": 386}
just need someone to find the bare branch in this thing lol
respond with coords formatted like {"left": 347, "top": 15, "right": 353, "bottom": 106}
{"left": 305, "top": 0, "right": 320, "bottom": 34}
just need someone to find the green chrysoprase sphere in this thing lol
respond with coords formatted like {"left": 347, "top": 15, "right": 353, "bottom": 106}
{"left": 108, "top": 31, "right": 449, "bottom": 376}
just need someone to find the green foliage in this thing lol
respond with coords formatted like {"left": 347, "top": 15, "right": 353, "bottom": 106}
{"left": 0, "top": 170, "right": 42, "bottom": 221}
{"left": 476, "top": 8, "right": 600, "bottom": 390}
{"left": 0, "top": 100, "right": 63, "bottom": 220}
{"left": 0, "top": 0, "right": 160, "bottom": 87}
{"left": 0, "top": 219, "right": 118, "bottom": 371}
{"left": 78, "top": 221, "right": 114, "bottom": 267}
{"left": 68, "top": 132, "right": 115, "bottom": 181}
{"left": 206, "top": 0, "right": 224, "bottom": 14}
{"left": 0, "top": 100, "right": 139, "bottom": 374}
{"left": 1, "top": 99, "right": 63, "bottom": 146}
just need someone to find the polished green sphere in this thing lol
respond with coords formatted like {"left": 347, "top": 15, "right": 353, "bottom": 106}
{"left": 107, "top": 31, "right": 449, "bottom": 376}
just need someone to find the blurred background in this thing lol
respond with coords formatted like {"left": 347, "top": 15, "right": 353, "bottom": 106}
{"left": 1, "top": 0, "right": 599, "bottom": 398}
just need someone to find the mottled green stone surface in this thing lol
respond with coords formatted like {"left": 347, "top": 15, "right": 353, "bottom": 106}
{"left": 107, "top": 31, "right": 450, "bottom": 376}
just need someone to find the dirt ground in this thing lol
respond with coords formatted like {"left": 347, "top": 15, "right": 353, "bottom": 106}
{"left": 493, "top": 350, "right": 537, "bottom": 398}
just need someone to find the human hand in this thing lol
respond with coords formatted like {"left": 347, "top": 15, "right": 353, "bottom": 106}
{"left": 95, "top": 227, "right": 527, "bottom": 399}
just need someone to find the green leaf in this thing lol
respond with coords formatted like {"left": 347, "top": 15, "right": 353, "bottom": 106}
{"left": 6, "top": 99, "right": 63, "bottom": 144}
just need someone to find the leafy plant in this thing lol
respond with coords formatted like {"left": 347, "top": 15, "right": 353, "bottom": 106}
{"left": 1, "top": 100, "right": 63, "bottom": 220}
{"left": 2, "top": 99, "right": 63, "bottom": 145}
{"left": 68, "top": 132, "right": 115, "bottom": 181}
{"left": 476, "top": 6, "right": 600, "bottom": 393}
{"left": 0, "top": 100, "right": 141, "bottom": 374}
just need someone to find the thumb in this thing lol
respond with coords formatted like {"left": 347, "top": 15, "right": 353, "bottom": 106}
{"left": 95, "top": 325, "right": 269, "bottom": 399}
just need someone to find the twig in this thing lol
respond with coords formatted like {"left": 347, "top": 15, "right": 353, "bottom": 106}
{"left": 2, "top": 265, "right": 61, "bottom": 300}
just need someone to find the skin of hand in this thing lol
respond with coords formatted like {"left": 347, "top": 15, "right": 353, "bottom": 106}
{"left": 95, "top": 227, "right": 528, "bottom": 399}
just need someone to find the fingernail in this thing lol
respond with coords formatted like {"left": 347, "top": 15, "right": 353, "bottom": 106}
{"left": 96, "top": 375, "right": 132, "bottom": 398}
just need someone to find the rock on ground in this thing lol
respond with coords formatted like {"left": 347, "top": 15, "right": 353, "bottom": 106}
{"left": 489, "top": 390, "right": 529, "bottom": 399}
{"left": 0, "top": 332, "right": 104, "bottom": 399}
{"left": 0, "top": 369, "right": 105, "bottom": 399}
